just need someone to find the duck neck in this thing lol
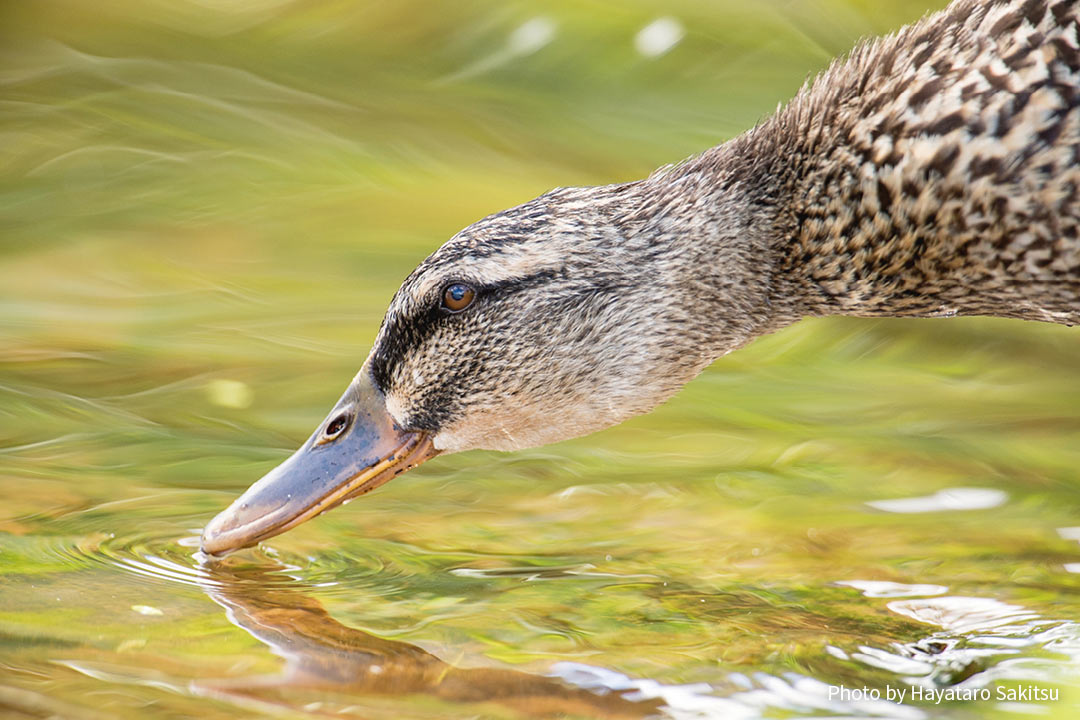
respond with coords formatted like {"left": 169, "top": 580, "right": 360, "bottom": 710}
{"left": 642, "top": 98, "right": 1080, "bottom": 352}
{"left": 766, "top": 118, "right": 1079, "bottom": 328}
{"left": 625, "top": 109, "right": 1078, "bottom": 375}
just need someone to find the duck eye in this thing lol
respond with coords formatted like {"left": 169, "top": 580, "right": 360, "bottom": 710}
{"left": 321, "top": 412, "right": 351, "bottom": 442}
{"left": 441, "top": 283, "right": 475, "bottom": 312}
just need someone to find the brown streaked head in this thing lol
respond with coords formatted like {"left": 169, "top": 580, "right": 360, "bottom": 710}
{"left": 202, "top": 177, "right": 771, "bottom": 554}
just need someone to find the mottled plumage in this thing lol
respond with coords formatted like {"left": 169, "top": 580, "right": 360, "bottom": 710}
{"left": 767, "top": 0, "right": 1080, "bottom": 324}
{"left": 371, "top": 0, "right": 1079, "bottom": 454}
{"left": 202, "top": 0, "right": 1080, "bottom": 555}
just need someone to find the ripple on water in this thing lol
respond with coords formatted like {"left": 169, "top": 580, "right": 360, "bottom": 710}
{"left": 0, "top": 517, "right": 312, "bottom": 591}
{"left": 1, "top": 488, "right": 415, "bottom": 594}
{"left": 552, "top": 663, "right": 928, "bottom": 720}
{"left": 834, "top": 580, "right": 949, "bottom": 598}
{"left": 276, "top": 545, "right": 418, "bottom": 598}
{"left": 888, "top": 595, "right": 1043, "bottom": 634}
{"left": 450, "top": 563, "right": 626, "bottom": 580}
{"left": 837, "top": 583, "right": 1080, "bottom": 693}
{"left": 573, "top": 587, "right": 1080, "bottom": 718}
{"left": 27, "top": 528, "right": 295, "bottom": 589}
{"left": 7, "top": 511, "right": 590, "bottom": 600}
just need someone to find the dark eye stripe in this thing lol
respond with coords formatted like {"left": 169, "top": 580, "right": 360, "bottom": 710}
{"left": 368, "top": 269, "right": 562, "bottom": 399}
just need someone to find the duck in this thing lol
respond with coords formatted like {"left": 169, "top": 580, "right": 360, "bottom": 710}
{"left": 201, "top": 0, "right": 1080, "bottom": 556}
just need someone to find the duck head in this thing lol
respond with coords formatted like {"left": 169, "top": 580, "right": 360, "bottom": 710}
{"left": 201, "top": 173, "right": 776, "bottom": 555}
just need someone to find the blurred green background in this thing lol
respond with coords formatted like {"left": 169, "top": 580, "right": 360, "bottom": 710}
{"left": 2, "top": 0, "right": 1080, "bottom": 718}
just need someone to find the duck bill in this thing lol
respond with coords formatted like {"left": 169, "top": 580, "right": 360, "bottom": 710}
{"left": 200, "top": 366, "right": 439, "bottom": 556}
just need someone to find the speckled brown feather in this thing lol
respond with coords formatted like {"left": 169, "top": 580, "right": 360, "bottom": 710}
{"left": 366, "top": 0, "right": 1080, "bottom": 454}
{"left": 758, "top": 0, "right": 1080, "bottom": 324}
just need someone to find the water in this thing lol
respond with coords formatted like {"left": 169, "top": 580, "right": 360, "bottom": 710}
{"left": 2, "top": 0, "right": 1080, "bottom": 717}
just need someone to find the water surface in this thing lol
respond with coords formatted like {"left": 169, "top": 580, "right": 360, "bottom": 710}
{"left": 2, "top": 1, "right": 1080, "bottom": 718}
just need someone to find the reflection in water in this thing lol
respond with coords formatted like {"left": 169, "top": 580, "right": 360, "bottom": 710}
{"left": 191, "top": 559, "right": 1080, "bottom": 719}
{"left": 194, "top": 560, "right": 661, "bottom": 718}
{"left": 32, "top": 532, "right": 1078, "bottom": 719}
{"left": 27, "top": 525, "right": 1077, "bottom": 719}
